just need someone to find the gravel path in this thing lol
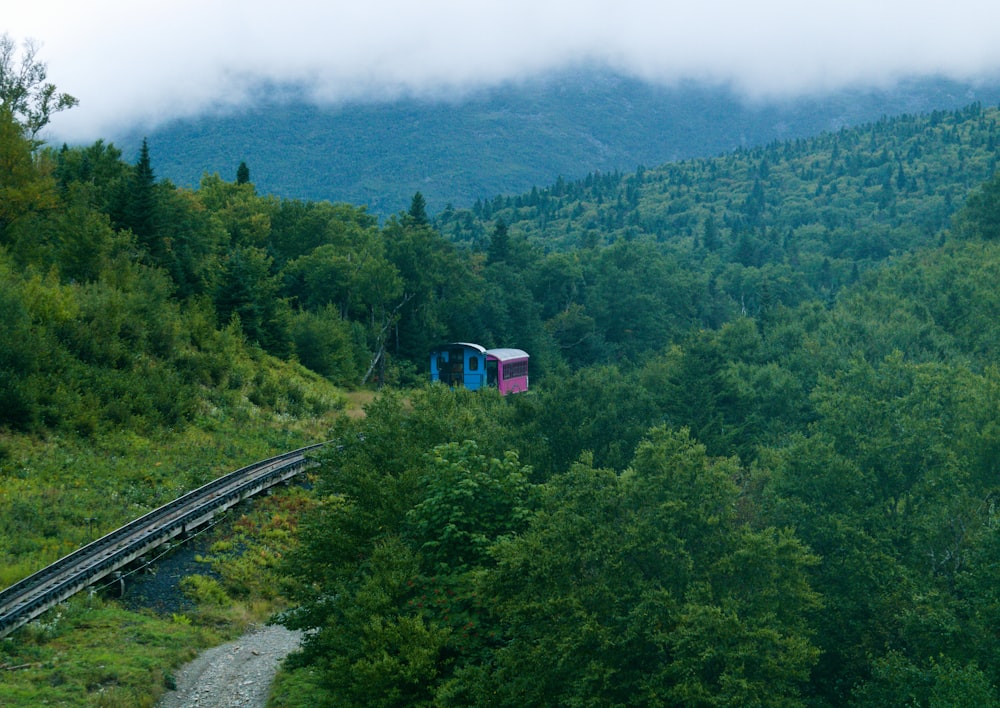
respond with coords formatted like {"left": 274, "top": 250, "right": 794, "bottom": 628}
{"left": 157, "top": 623, "right": 302, "bottom": 708}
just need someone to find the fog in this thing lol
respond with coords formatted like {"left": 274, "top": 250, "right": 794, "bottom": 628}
{"left": 8, "top": 0, "right": 1000, "bottom": 142}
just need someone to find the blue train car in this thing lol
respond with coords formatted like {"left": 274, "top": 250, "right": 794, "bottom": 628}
{"left": 430, "top": 342, "right": 488, "bottom": 390}
{"left": 430, "top": 342, "right": 530, "bottom": 394}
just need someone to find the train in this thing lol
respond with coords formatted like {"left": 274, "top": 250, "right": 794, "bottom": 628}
{"left": 429, "top": 342, "right": 529, "bottom": 395}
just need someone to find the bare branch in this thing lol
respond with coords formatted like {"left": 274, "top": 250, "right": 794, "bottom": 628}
{"left": 360, "top": 292, "right": 415, "bottom": 386}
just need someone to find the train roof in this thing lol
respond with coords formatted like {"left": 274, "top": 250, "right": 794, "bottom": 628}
{"left": 486, "top": 348, "right": 530, "bottom": 362}
{"left": 432, "top": 342, "right": 487, "bottom": 354}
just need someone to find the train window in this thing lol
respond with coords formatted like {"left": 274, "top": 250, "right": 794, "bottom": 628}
{"left": 469, "top": 357, "right": 478, "bottom": 371}
{"left": 502, "top": 360, "right": 528, "bottom": 379}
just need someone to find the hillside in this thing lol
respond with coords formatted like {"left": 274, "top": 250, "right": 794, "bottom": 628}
{"left": 7, "top": 71, "right": 1000, "bottom": 704}
{"left": 445, "top": 102, "right": 999, "bottom": 246}
{"left": 115, "top": 70, "right": 1000, "bottom": 216}
{"left": 434, "top": 103, "right": 999, "bottom": 353}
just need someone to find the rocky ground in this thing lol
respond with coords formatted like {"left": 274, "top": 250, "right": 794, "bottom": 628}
{"left": 119, "top": 530, "right": 213, "bottom": 615}
{"left": 119, "top": 526, "right": 302, "bottom": 707}
{"left": 156, "top": 623, "right": 302, "bottom": 708}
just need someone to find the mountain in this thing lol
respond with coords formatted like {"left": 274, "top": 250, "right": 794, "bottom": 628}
{"left": 115, "top": 69, "right": 1000, "bottom": 217}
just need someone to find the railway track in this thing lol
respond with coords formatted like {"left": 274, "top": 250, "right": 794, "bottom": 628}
{"left": 0, "top": 443, "right": 327, "bottom": 639}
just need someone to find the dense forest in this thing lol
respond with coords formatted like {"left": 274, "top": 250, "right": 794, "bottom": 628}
{"left": 129, "top": 70, "right": 1000, "bottom": 216}
{"left": 6, "top": 40, "right": 1000, "bottom": 704}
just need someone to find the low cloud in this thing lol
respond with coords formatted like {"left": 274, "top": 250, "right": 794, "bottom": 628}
{"left": 9, "top": 0, "right": 1000, "bottom": 142}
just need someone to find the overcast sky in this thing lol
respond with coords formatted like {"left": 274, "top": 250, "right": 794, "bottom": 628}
{"left": 8, "top": 1, "right": 1000, "bottom": 143}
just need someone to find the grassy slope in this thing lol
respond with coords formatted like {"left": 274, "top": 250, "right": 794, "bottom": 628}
{"left": 0, "top": 358, "right": 358, "bottom": 706}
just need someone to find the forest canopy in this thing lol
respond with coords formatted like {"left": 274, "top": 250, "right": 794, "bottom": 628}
{"left": 5, "top": 61, "right": 1000, "bottom": 704}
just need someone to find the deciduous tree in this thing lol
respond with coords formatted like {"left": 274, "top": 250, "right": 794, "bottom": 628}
{"left": 0, "top": 34, "right": 77, "bottom": 140}
{"left": 478, "top": 429, "right": 820, "bottom": 706}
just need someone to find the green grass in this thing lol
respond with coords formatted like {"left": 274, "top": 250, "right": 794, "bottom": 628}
{"left": 0, "top": 358, "right": 359, "bottom": 705}
{"left": 0, "top": 358, "right": 346, "bottom": 588}
{"left": 0, "top": 477, "right": 326, "bottom": 706}
{"left": 0, "top": 594, "right": 214, "bottom": 707}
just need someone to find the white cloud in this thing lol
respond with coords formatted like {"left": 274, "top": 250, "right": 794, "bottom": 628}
{"left": 7, "top": 0, "right": 1000, "bottom": 142}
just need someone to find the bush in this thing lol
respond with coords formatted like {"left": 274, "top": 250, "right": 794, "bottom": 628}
{"left": 179, "top": 575, "right": 230, "bottom": 607}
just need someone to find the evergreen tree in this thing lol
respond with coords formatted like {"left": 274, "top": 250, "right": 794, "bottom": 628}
{"left": 236, "top": 160, "right": 250, "bottom": 185}
{"left": 702, "top": 214, "right": 722, "bottom": 251}
{"left": 487, "top": 217, "right": 510, "bottom": 264}
{"left": 116, "top": 138, "right": 158, "bottom": 252}
{"left": 955, "top": 172, "right": 1000, "bottom": 240}
{"left": 407, "top": 191, "right": 429, "bottom": 226}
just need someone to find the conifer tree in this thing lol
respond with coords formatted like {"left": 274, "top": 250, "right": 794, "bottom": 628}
{"left": 407, "top": 191, "right": 428, "bottom": 226}
{"left": 702, "top": 214, "right": 722, "bottom": 251}
{"left": 117, "top": 138, "right": 158, "bottom": 250}
{"left": 487, "top": 217, "right": 510, "bottom": 264}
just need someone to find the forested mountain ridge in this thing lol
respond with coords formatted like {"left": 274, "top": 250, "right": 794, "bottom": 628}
{"left": 118, "top": 70, "right": 1000, "bottom": 216}
{"left": 429, "top": 103, "right": 1000, "bottom": 363}
{"left": 7, "top": 57, "right": 1000, "bottom": 705}
{"left": 4, "top": 93, "right": 1000, "bottom": 475}
{"left": 275, "top": 103, "right": 1000, "bottom": 705}
{"left": 447, "top": 102, "right": 998, "bottom": 254}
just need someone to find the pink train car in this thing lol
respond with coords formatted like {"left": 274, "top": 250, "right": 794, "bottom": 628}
{"left": 485, "top": 347, "right": 530, "bottom": 395}
{"left": 430, "top": 343, "right": 529, "bottom": 395}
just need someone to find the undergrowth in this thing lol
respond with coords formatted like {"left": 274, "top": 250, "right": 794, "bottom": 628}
{"left": 0, "top": 479, "right": 326, "bottom": 706}
{"left": 0, "top": 366, "right": 359, "bottom": 706}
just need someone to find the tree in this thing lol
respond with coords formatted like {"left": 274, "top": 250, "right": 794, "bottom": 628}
{"left": 478, "top": 428, "right": 820, "bottom": 705}
{"left": 954, "top": 172, "right": 1000, "bottom": 240}
{"left": 114, "top": 138, "right": 158, "bottom": 250}
{"left": 754, "top": 347, "right": 1000, "bottom": 703}
{"left": 269, "top": 200, "right": 379, "bottom": 268}
{"left": 383, "top": 215, "right": 477, "bottom": 366}
{"left": 0, "top": 34, "right": 78, "bottom": 140}
{"left": 532, "top": 364, "right": 656, "bottom": 473}
{"left": 214, "top": 245, "right": 289, "bottom": 354}
{"left": 851, "top": 653, "right": 997, "bottom": 707}
{"left": 486, "top": 217, "right": 510, "bottom": 264}
{"left": 52, "top": 140, "right": 129, "bottom": 214}
{"left": 404, "top": 440, "right": 532, "bottom": 573}
{"left": 284, "top": 536, "right": 451, "bottom": 707}
{"left": 702, "top": 214, "right": 722, "bottom": 251}
{"left": 639, "top": 328, "right": 745, "bottom": 457}
{"left": 743, "top": 177, "right": 767, "bottom": 227}
{"left": 280, "top": 389, "right": 533, "bottom": 704}
{"left": 235, "top": 160, "right": 250, "bottom": 185}
{"left": 0, "top": 257, "right": 43, "bottom": 428}
{"left": 0, "top": 105, "right": 58, "bottom": 238}
{"left": 153, "top": 186, "right": 228, "bottom": 297}
{"left": 197, "top": 172, "right": 274, "bottom": 247}
{"left": 584, "top": 239, "right": 700, "bottom": 361}
{"left": 407, "top": 191, "right": 429, "bottom": 226}
{"left": 289, "top": 305, "right": 362, "bottom": 384}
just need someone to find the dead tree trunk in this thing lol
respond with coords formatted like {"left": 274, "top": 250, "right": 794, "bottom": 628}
{"left": 361, "top": 293, "right": 413, "bottom": 387}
